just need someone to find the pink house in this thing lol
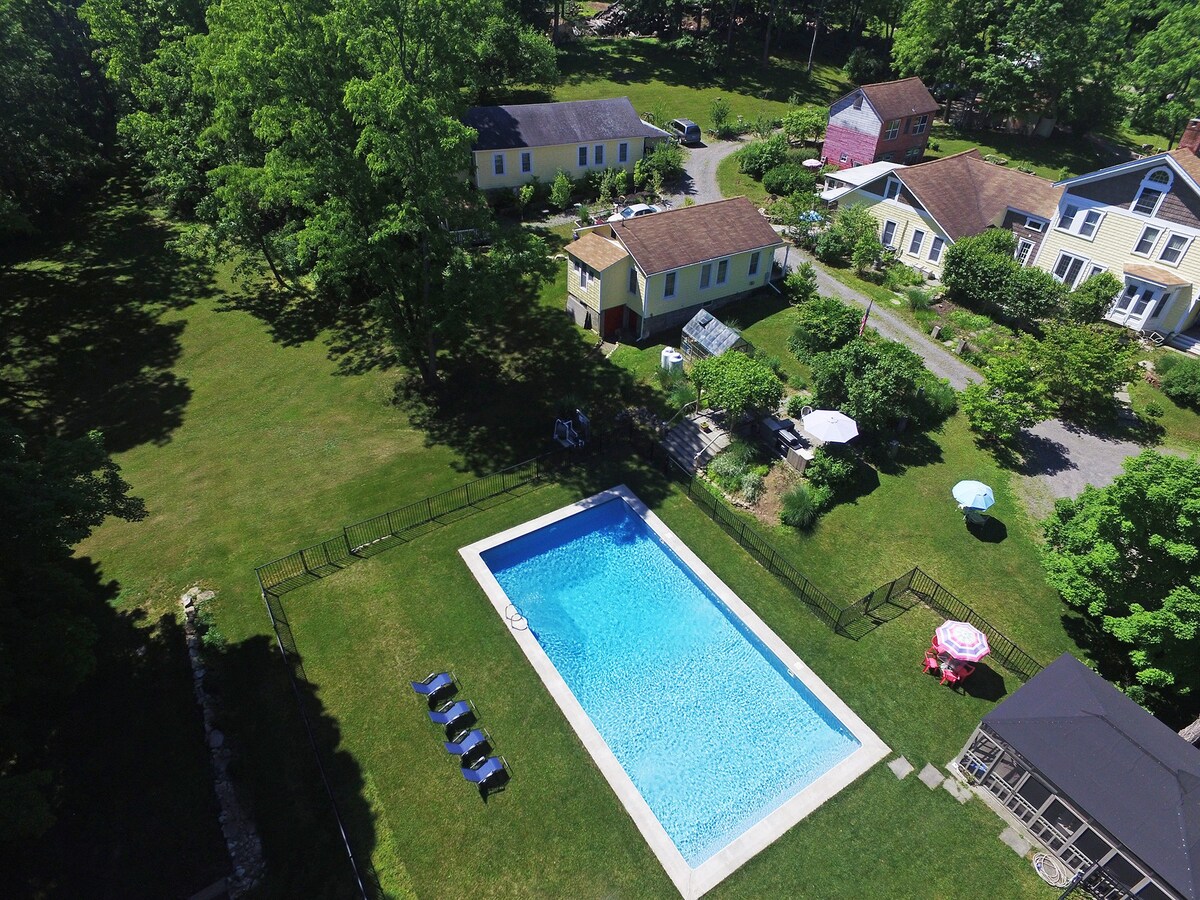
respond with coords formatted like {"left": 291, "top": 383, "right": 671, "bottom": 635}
{"left": 822, "top": 77, "right": 939, "bottom": 171}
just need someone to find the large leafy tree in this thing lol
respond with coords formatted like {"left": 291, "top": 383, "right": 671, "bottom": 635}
{"left": 0, "top": 0, "right": 114, "bottom": 237}
{"left": 960, "top": 340, "right": 1055, "bottom": 445}
{"left": 810, "top": 337, "right": 928, "bottom": 433}
{"left": 108, "top": 0, "right": 556, "bottom": 387}
{"left": 1042, "top": 451, "right": 1200, "bottom": 717}
{"left": 1125, "top": 2, "right": 1200, "bottom": 149}
{"left": 1038, "top": 321, "right": 1137, "bottom": 422}
{"left": 692, "top": 352, "right": 783, "bottom": 418}
{"left": 0, "top": 421, "right": 146, "bottom": 839}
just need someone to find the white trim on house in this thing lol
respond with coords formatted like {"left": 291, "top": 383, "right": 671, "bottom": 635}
{"left": 1053, "top": 153, "right": 1200, "bottom": 197}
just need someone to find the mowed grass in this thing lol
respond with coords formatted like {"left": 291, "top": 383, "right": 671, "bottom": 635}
{"left": 552, "top": 37, "right": 853, "bottom": 128}
{"left": 715, "top": 152, "right": 771, "bottom": 205}
{"left": 281, "top": 461, "right": 1052, "bottom": 898}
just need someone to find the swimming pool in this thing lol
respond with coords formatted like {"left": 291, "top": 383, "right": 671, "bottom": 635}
{"left": 460, "top": 487, "right": 888, "bottom": 898}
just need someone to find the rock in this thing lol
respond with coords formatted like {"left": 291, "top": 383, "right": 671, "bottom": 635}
{"left": 185, "top": 586, "right": 201, "bottom": 599}
{"left": 208, "top": 729, "right": 224, "bottom": 749}
{"left": 198, "top": 590, "right": 216, "bottom": 601}
{"left": 194, "top": 667, "right": 206, "bottom": 680}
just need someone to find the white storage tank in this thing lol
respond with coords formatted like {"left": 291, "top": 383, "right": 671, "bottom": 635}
{"left": 660, "top": 346, "right": 684, "bottom": 373}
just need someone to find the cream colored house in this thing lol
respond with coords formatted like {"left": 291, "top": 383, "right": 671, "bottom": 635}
{"left": 564, "top": 197, "right": 785, "bottom": 341}
{"left": 1037, "top": 127, "right": 1200, "bottom": 345}
{"left": 829, "top": 149, "right": 1062, "bottom": 279}
{"left": 463, "top": 97, "right": 668, "bottom": 191}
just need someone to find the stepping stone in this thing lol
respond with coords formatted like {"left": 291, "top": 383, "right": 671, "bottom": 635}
{"left": 888, "top": 756, "right": 915, "bottom": 779}
{"left": 916, "top": 763, "right": 945, "bottom": 792}
{"left": 918, "top": 763, "right": 945, "bottom": 789}
{"left": 942, "top": 778, "right": 972, "bottom": 803}
{"left": 999, "top": 826, "right": 1032, "bottom": 856}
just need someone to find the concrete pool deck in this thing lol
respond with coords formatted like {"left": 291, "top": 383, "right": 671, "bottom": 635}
{"left": 459, "top": 485, "right": 890, "bottom": 899}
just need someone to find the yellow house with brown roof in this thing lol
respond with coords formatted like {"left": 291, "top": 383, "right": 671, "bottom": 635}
{"left": 831, "top": 149, "right": 1062, "bottom": 279}
{"left": 564, "top": 197, "right": 785, "bottom": 341}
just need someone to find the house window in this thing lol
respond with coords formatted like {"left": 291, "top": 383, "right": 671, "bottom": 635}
{"left": 839, "top": 152, "right": 849, "bottom": 164}
{"left": 493, "top": 153, "right": 505, "bottom": 175}
{"left": 1015, "top": 238, "right": 1034, "bottom": 264}
{"left": 852, "top": 94, "right": 863, "bottom": 110}
{"left": 1131, "top": 167, "right": 1172, "bottom": 216}
{"left": 912, "top": 114, "right": 929, "bottom": 135}
{"left": 578, "top": 145, "right": 588, "bottom": 167}
{"left": 909, "top": 229, "right": 926, "bottom": 255}
{"left": 748, "top": 251, "right": 760, "bottom": 276}
{"left": 575, "top": 260, "right": 591, "bottom": 289}
{"left": 1057, "top": 204, "right": 1079, "bottom": 231}
{"left": 628, "top": 268, "right": 638, "bottom": 294}
{"left": 1052, "top": 252, "right": 1088, "bottom": 288}
{"left": 1133, "top": 287, "right": 1157, "bottom": 315}
{"left": 929, "top": 235, "right": 945, "bottom": 263}
{"left": 884, "top": 177, "right": 901, "bottom": 200}
{"left": 1159, "top": 233, "right": 1189, "bottom": 265}
{"left": 881, "top": 220, "right": 898, "bottom": 247}
{"left": 1114, "top": 283, "right": 1138, "bottom": 311}
{"left": 520, "top": 151, "right": 532, "bottom": 173}
{"left": 880, "top": 151, "right": 895, "bottom": 162}
{"left": 618, "top": 142, "right": 628, "bottom": 163}
{"left": 1078, "top": 209, "right": 1102, "bottom": 239}
{"left": 1133, "top": 225, "right": 1161, "bottom": 256}
{"left": 1024, "top": 216, "right": 1045, "bottom": 232}
{"left": 1086, "top": 264, "right": 1106, "bottom": 280}
{"left": 904, "top": 146, "right": 922, "bottom": 162}
{"left": 1150, "top": 292, "right": 1171, "bottom": 319}
{"left": 716, "top": 258, "right": 728, "bottom": 284}
{"left": 594, "top": 144, "right": 605, "bottom": 166}
{"left": 699, "top": 262, "right": 712, "bottom": 289}
{"left": 664, "top": 271, "right": 676, "bottom": 298}
{"left": 884, "top": 119, "right": 900, "bottom": 140}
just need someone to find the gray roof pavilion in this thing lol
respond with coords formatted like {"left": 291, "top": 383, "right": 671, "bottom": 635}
{"left": 983, "top": 653, "right": 1200, "bottom": 899}
{"left": 681, "top": 309, "right": 750, "bottom": 359}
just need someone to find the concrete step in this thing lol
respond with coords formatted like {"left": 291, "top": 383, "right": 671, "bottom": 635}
{"left": 1167, "top": 331, "right": 1200, "bottom": 356}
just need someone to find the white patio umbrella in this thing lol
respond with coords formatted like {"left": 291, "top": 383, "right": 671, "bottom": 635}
{"left": 934, "top": 620, "right": 991, "bottom": 662}
{"left": 952, "top": 480, "right": 995, "bottom": 511}
{"left": 801, "top": 409, "right": 859, "bottom": 443}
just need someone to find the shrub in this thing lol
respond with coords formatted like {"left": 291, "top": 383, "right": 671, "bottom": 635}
{"left": 707, "top": 440, "right": 760, "bottom": 494}
{"left": 781, "top": 107, "right": 826, "bottom": 145}
{"left": 1162, "top": 358, "right": 1200, "bottom": 408}
{"left": 1155, "top": 354, "right": 1181, "bottom": 375}
{"left": 1144, "top": 401, "right": 1165, "bottom": 418}
{"left": 754, "top": 349, "right": 784, "bottom": 377}
{"left": 786, "top": 393, "right": 813, "bottom": 418}
{"left": 594, "top": 166, "right": 631, "bottom": 205}
{"left": 784, "top": 262, "right": 820, "bottom": 305}
{"left": 737, "top": 134, "right": 790, "bottom": 180}
{"left": 750, "top": 115, "right": 776, "bottom": 139}
{"left": 804, "top": 448, "right": 857, "bottom": 499}
{"left": 693, "top": 352, "right": 783, "bottom": 416}
{"left": 913, "top": 376, "right": 958, "bottom": 424}
{"left": 195, "top": 606, "right": 227, "bottom": 650}
{"left": 936, "top": 323, "right": 956, "bottom": 340}
{"left": 883, "top": 263, "right": 925, "bottom": 290}
{"left": 816, "top": 204, "right": 881, "bottom": 267}
{"left": 780, "top": 484, "right": 828, "bottom": 528}
{"left": 927, "top": 139, "right": 940, "bottom": 151}
{"left": 710, "top": 96, "right": 731, "bottom": 134}
{"left": 740, "top": 472, "right": 765, "bottom": 504}
{"left": 907, "top": 288, "right": 934, "bottom": 311}
{"left": 549, "top": 169, "right": 573, "bottom": 209}
{"left": 948, "top": 309, "right": 992, "bottom": 332}
{"left": 762, "top": 163, "right": 815, "bottom": 196}
{"left": 634, "top": 140, "right": 685, "bottom": 190}
{"left": 788, "top": 297, "right": 863, "bottom": 356}
{"left": 1065, "top": 272, "right": 1122, "bottom": 323}
{"left": 843, "top": 47, "right": 887, "bottom": 84}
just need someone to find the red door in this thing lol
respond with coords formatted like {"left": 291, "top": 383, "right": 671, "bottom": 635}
{"left": 602, "top": 306, "right": 624, "bottom": 339}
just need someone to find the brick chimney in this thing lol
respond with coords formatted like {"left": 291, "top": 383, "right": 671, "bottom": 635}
{"left": 1181, "top": 118, "right": 1200, "bottom": 155}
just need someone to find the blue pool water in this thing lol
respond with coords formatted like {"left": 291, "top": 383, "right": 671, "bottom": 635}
{"left": 481, "top": 497, "right": 860, "bottom": 867}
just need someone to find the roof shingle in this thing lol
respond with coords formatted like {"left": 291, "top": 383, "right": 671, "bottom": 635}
{"left": 464, "top": 98, "right": 665, "bottom": 151}
{"left": 614, "top": 197, "right": 783, "bottom": 275}
{"left": 566, "top": 231, "right": 629, "bottom": 270}
{"left": 858, "top": 77, "right": 939, "bottom": 121}
{"left": 896, "top": 149, "right": 1062, "bottom": 239}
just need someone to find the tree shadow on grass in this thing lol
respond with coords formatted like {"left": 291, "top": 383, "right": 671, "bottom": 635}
{"left": 867, "top": 430, "right": 945, "bottom": 476}
{"left": 394, "top": 288, "right": 662, "bottom": 475}
{"left": 0, "top": 182, "right": 210, "bottom": 451}
{"left": 0, "top": 559, "right": 228, "bottom": 899}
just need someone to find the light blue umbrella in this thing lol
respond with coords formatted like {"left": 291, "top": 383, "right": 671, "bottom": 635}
{"left": 952, "top": 480, "right": 995, "bottom": 511}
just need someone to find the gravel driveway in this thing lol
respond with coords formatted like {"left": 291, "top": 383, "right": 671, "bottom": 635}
{"left": 665, "top": 139, "right": 745, "bottom": 207}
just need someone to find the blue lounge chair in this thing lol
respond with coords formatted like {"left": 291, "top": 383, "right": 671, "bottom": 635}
{"left": 428, "top": 700, "right": 472, "bottom": 729}
{"left": 461, "top": 756, "right": 508, "bottom": 786}
{"left": 443, "top": 729, "right": 489, "bottom": 760}
{"left": 410, "top": 672, "right": 455, "bottom": 696}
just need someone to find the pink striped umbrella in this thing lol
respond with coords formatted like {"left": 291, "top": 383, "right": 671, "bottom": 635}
{"left": 935, "top": 620, "right": 990, "bottom": 662}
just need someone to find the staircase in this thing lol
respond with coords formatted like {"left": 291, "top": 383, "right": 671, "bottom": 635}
{"left": 662, "top": 416, "right": 731, "bottom": 472}
{"left": 1167, "top": 329, "right": 1200, "bottom": 357}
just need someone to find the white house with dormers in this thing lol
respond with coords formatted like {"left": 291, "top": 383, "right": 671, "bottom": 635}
{"left": 1036, "top": 121, "right": 1200, "bottom": 349}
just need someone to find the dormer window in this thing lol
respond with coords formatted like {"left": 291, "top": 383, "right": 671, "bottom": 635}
{"left": 1131, "top": 167, "right": 1172, "bottom": 216}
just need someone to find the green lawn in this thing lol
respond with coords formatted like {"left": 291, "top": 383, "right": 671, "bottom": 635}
{"left": 924, "top": 124, "right": 1134, "bottom": 181}
{"left": 1128, "top": 369, "right": 1200, "bottom": 456}
{"left": 551, "top": 37, "right": 854, "bottom": 129}
{"left": 715, "top": 151, "right": 771, "bottom": 206}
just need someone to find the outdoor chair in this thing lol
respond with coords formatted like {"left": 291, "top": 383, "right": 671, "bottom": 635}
{"left": 443, "top": 728, "right": 490, "bottom": 764}
{"left": 428, "top": 700, "right": 474, "bottom": 730}
{"left": 939, "top": 667, "right": 961, "bottom": 687}
{"left": 410, "top": 671, "right": 456, "bottom": 696}
{"left": 461, "top": 756, "right": 509, "bottom": 787}
{"left": 923, "top": 650, "right": 940, "bottom": 675}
